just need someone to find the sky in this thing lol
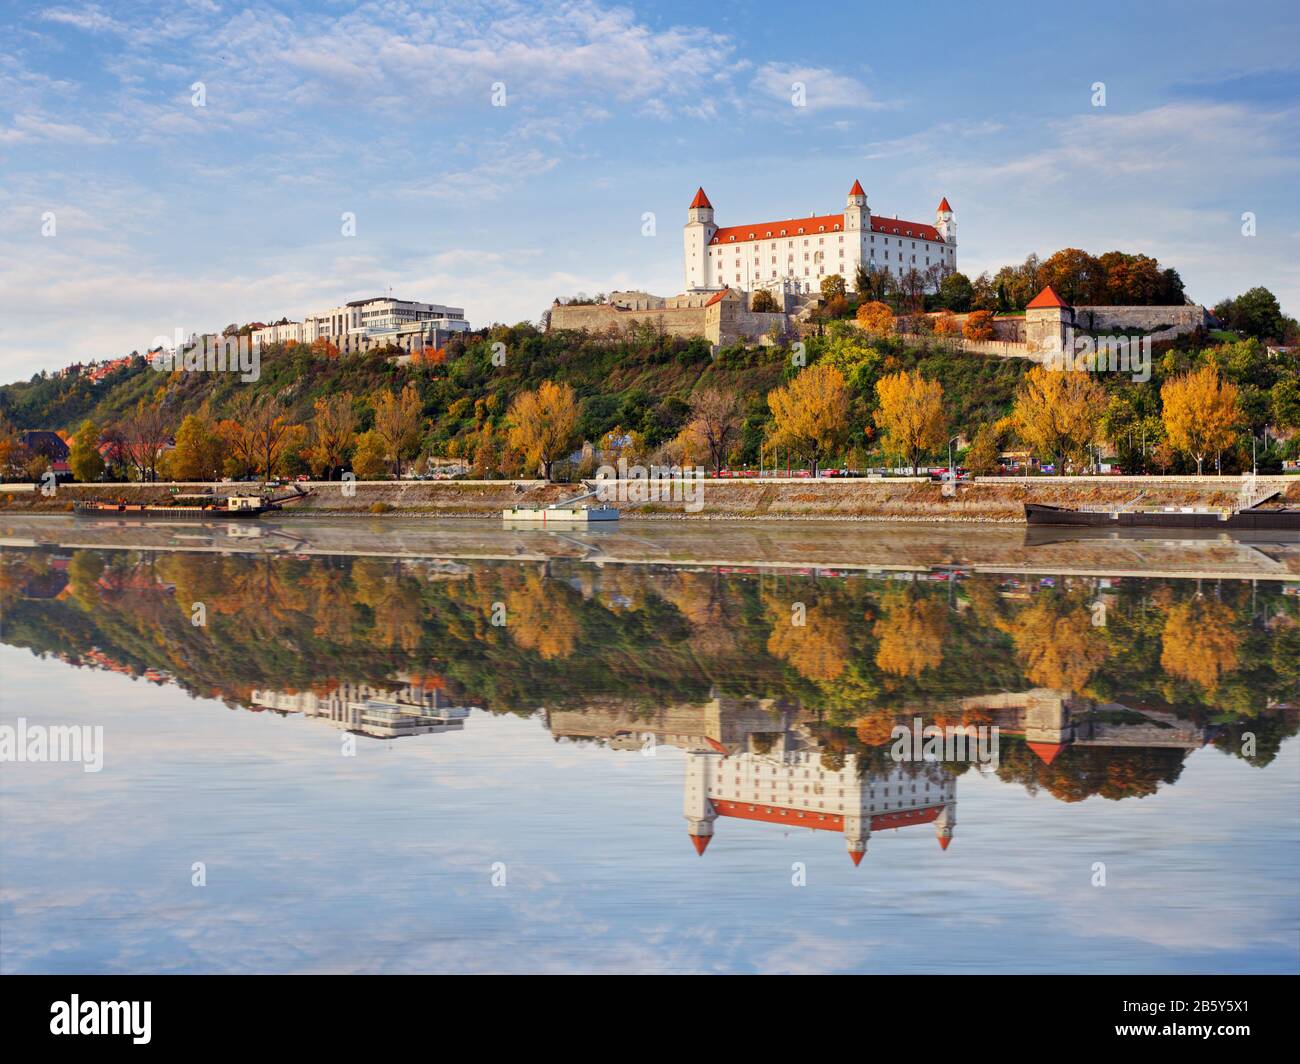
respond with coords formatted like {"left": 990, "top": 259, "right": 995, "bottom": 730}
{"left": 1, "top": 0, "right": 1298, "bottom": 382}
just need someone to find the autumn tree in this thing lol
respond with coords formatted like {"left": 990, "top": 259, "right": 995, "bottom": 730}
{"left": 124, "top": 398, "right": 170, "bottom": 481}
{"left": 351, "top": 430, "right": 388, "bottom": 479}
{"left": 1161, "top": 364, "right": 1240, "bottom": 475}
{"left": 372, "top": 383, "right": 426, "bottom": 478}
{"left": 506, "top": 380, "right": 580, "bottom": 481}
{"left": 242, "top": 395, "right": 301, "bottom": 480}
{"left": 873, "top": 370, "right": 947, "bottom": 475}
{"left": 306, "top": 392, "right": 357, "bottom": 479}
{"left": 856, "top": 300, "right": 895, "bottom": 337}
{"left": 1160, "top": 597, "right": 1241, "bottom": 691}
{"left": 1041, "top": 247, "right": 1104, "bottom": 305}
{"left": 751, "top": 289, "right": 780, "bottom": 313}
{"left": 685, "top": 387, "right": 741, "bottom": 475}
{"left": 69, "top": 420, "right": 105, "bottom": 483}
{"left": 934, "top": 310, "right": 960, "bottom": 336}
{"left": 820, "top": 274, "right": 846, "bottom": 303}
{"left": 873, "top": 588, "right": 948, "bottom": 678}
{"left": 962, "top": 309, "right": 995, "bottom": 340}
{"left": 965, "top": 422, "right": 1004, "bottom": 474}
{"left": 767, "top": 362, "right": 850, "bottom": 475}
{"left": 1012, "top": 366, "right": 1105, "bottom": 473}
{"left": 170, "top": 414, "right": 224, "bottom": 481}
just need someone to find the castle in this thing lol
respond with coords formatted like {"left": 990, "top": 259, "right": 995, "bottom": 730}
{"left": 684, "top": 180, "right": 956, "bottom": 295}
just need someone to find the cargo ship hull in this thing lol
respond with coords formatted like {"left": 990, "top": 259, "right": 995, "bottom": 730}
{"left": 74, "top": 504, "right": 268, "bottom": 519}
{"left": 1025, "top": 502, "right": 1300, "bottom": 531}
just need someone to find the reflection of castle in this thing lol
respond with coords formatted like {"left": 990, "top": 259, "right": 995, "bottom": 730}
{"left": 958, "top": 688, "right": 1212, "bottom": 764}
{"left": 686, "top": 748, "right": 955, "bottom": 864}
{"left": 251, "top": 678, "right": 479, "bottom": 740}
{"left": 545, "top": 697, "right": 954, "bottom": 864}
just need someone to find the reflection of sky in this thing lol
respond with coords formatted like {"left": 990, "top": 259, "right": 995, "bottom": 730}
{"left": 1, "top": 643, "right": 1297, "bottom": 974}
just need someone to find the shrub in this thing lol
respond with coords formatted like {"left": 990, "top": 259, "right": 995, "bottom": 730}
{"left": 369, "top": 501, "right": 393, "bottom": 514}
{"left": 963, "top": 310, "right": 996, "bottom": 341}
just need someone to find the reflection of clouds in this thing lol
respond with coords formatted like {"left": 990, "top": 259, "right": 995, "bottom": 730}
{"left": 2, "top": 645, "right": 1297, "bottom": 973}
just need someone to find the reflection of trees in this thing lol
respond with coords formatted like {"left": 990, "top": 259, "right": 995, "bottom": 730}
{"left": 353, "top": 559, "right": 425, "bottom": 652}
{"left": 4, "top": 546, "right": 1298, "bottom": 774}
{"left": 1004, "top": 592, "right": 1108, "bottom": 692}
{"left": 1160, "top": 597, "right": 1241, "bottom": 692}
{"left": 873, "top": 587, "right": 948, "bottom": 679}
{"left": 763, "top": 592, "right": 848, "bottom": 682}
{"left": 505, "top": 568, "right": 578, "bottom": 661}
{"left": 997, "top": 740, "right": 1186, "bottom": 802}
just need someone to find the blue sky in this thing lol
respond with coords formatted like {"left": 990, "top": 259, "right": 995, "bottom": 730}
{"left": 1, "top": 0, "right": 1298, "bottom": 380}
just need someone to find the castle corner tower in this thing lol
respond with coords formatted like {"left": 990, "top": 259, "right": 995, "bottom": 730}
{"left": 684, "top": 187, "right": 717, "bottom": 293}
{"left": 935, "top": 197, "right": 955, "bottom": 246}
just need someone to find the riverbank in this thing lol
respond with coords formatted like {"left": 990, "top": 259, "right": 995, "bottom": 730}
{"left": 2, "top": 475, "right": 1296, "bottom": 522}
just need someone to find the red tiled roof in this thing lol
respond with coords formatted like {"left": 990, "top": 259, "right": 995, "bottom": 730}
{"left": 710, "top": 800, "right": 942, "bottom": 833}
{"left": 939, "top": 836, "right": 951, "bottom": 850}
{"left": 849, "top": 849, "right": 865, "bottom": 866}
{"left": 689, "top": 187, "right": 712, "bottom": 209}
{"left": 704, "top": 288, "right": 736, "bottom": 307}
{"left": 849, "top": 179, "right": 865, "bottom": 196}
{"left": 1026, "top": 286, "right": 1070, "bottom": 310}
{"left": 690, "top": 834, "right": 712, "bottom": 855}
{"left": 708, "top": 213, "right": 944, "bottom": 245}
{"left": 937, "top": 197, "right": 952, "bottom": 213}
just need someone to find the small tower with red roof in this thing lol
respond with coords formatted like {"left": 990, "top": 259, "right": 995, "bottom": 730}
{"left": 684, "top": 187, "right": 718, "bottom": 293}
{"left": 935, "top": 197, "right": 955, "bottom": 246}
{"left": 845, "top": 179, "right": 869, "bottom": 236}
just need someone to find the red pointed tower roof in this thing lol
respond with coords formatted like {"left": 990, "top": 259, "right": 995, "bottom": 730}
{"left": 1026, "top": 285, "right": 1071, "bottom": 310}
{"left": 849, "top": 849, "right": 865, "bottom": 867}
{"left": 937, "top": 196, "right": 952, "bottom": 213}
{"left": 689, "top": 187, "right": 712, "bottom": 209}
{"left": 690, "top": 834, "right": 712, "bottom": 856}
{"left": 849, "top": 179, "right": 865, "bottom": 196}
{"left": 938, "top": 836, "right": 951, "bottom": 851}
{"left": 1027, "top": 740, "right": 1065, "bottom": 764}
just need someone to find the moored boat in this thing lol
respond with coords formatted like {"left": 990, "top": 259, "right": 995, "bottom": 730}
{"left": 75, "top": 485, "right": 313, "bottom": 520}
{"left": 1025, "top": 501, "right": 1300, "bottom": 531}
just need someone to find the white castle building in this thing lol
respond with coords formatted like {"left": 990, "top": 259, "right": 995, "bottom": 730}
{"left": 685, "top": 748, "right": 956, "bottom": 865}
{"left": 684, "top": 181, "right": 956, "bottom": 295}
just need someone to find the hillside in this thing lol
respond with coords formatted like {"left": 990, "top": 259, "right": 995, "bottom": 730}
{"left": 2, "top": 319, "right": 1295, "bottom": 477}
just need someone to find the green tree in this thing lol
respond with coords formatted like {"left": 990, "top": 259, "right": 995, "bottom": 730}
{"left": 938, "top": 272, "right": 974, "bottom": 312}
{"left": 69, "top": 420, "right": 105, "bottom": 483}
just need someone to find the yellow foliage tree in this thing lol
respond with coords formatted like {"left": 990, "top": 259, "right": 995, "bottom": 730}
{"left": 371, "top": 383, "right": 425, "bottom": 478}
{"left": 873, "top": 588, "right": 948, "bottom": 678}
{"left": 873, "top": 370, "right": 947, "bottom": 474}
{"left": 306, "top": 392, "right": 357, "bottom": 479}
{"left": 506, "top": 380, "right": 580, "bottom": 481}
{"left": 170, "top": 414, "right": 224, "bottom": 481}
{"left": 767, "top": 362, "right": 850, "bottom": 474}
{"left": 1160, "top": 598, "right": 1241, "bottom": 690}
{"left": 1160, "top": 364, "right": 1240, "bottom": 474}
{"left": 934, "top": 310, "right": 960, "bottom": 336}
{"left": 350, "top": 430, "right": 388, "bottom": 479}
{"left": 856, "top": 300, "right": 896, "bottom": 337}
{"left": 1012, "top": 366, "right": 1105, "bottom": 473}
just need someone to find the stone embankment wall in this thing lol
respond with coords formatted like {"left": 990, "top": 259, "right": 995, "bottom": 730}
{"left": 6, "top": 476, "right": 1295, "bottom": 523}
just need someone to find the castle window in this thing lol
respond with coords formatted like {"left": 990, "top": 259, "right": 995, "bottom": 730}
{"left": 833, "top": 224, "right": 840, "bottom": 231}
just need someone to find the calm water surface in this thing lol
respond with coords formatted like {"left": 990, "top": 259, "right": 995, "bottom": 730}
{"left": 1, "top": 519, "right": 1297, "bottom": 973}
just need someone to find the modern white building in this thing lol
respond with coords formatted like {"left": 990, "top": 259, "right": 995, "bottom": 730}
{"left": 684, "top": 181, "right": 956, "bottom": 295}
{"left": 252, "top": 296, "right": 471, "bottom": 348}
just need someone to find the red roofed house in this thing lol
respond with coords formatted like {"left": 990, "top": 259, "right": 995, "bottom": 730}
{"left": 684, "top": 180, "right": 956, "bottom": 297}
